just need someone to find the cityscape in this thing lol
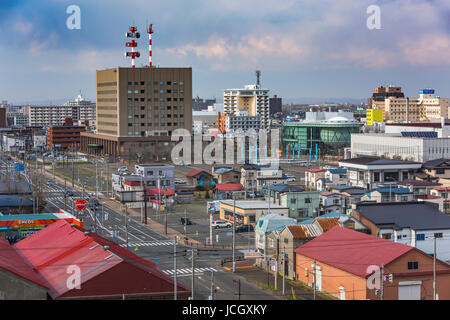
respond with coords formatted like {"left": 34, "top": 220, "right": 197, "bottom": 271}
{"left": 1, "top": 0, "right": 450, "bottom": 310}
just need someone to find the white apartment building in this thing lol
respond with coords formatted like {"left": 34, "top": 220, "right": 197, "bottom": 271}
{"left": 64, "top": 93, "right": 96, "bottom": 121}
{"left": 7, "top": 112, "right": 29, "bottom": 126}
{"left": 351, "top": 133, "right": 450, "bottom": 162}
{"left": 28, "top": 94, "right": 96, "bottom": 127}
{"left": 225, "top": 110, "right": 261, "bottom": 132}
{"left": 223, "top": 84, "right": 270, "bottom": 129}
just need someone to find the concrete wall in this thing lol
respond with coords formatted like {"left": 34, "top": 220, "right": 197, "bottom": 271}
{"left": 0, "top": 269, "right": 47, "bottom": 300}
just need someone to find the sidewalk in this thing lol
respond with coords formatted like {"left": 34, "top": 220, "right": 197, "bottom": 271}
{"left": 222, "top": 260, "right": 331, "bottom": 300}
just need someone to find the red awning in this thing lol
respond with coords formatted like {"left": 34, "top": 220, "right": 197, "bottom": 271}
{"left": 146, "top": 188, "right": 174, "bottom": 196}
{"left": 216, "top": 183, "right": 244, "bottom": 191}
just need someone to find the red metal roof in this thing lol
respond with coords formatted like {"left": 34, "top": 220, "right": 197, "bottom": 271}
{"left": 146, "top": 187, "right": 174, "bottom": 196}
{"left": 432, "top": 187, "right": 450, "bottom": 192}
{"left": 186, "top": 169, "right": 209, "bottom": 177}
{"left": 0, "top": 237, "right": 48, "bottom": 289}
{"left": 123, "top": 180, "right": 143, "bottom": 187}
{"left": 14, "top": 220, "right": 190, "bottom": 299}
{"left": 295, "top": 227, "right": 413, "bottom": 278}
{"left": 216, "top": 183, "right": 244, "bottom": 191}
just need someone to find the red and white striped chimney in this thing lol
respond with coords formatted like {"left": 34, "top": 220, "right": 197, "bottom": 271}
{"left": 147, "top": 24, "right": 154, "bottom": 67}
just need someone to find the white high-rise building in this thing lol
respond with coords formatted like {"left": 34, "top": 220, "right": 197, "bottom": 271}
{"left": 223, "top": 84, "right": 270, "bottom": 129}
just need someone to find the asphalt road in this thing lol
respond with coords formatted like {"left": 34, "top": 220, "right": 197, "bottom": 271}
{"left": 1, "top": 154, "right": 278, "bottom": 300}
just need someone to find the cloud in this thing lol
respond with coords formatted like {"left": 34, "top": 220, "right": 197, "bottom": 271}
{"left": 399, "top": 34, "right": 450, "bottom": 66}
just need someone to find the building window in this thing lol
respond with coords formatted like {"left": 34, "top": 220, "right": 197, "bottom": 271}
{"left": 290, "top": 198, "right": 297, "bottom": 204}
{"left": 305, "top": 198, "right": 311, "bottom": 204}
{"left": 434, "top": 232, "right": 443, "bottom": 238}
{"left": 382, "top": 233, "right": 391, "bottom": 239}
{"left": 416, "top": 234, "right": 425, "bottom": 241}
{"left": 179, "top": 81, "right": 184, "bottom": 85}
{"left": 407, "top": 261, "right": 419, "bottom": 270}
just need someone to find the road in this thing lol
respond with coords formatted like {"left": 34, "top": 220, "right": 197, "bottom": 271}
{"left": 1, "top": 154, "right": 278, "bottom": 300}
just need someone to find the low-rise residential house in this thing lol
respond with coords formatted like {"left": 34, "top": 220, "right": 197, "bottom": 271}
{"left": 316, "top": 178, "right": 331, "bottom": 192}
{"left": 186, "top": 169, "right": 214, "bottom": 187}
{"left": 350, "top": 201, "right": 450, "bottom": 263}
{"left": 112, "top": 164, "right": 175, "bottom": 202}
{"left": 267, "top": 183, "right": 320, "bottom": 222}
{"left": 397, "top": 179, "right": 442, "bottom": 198}
{"left": 338, "top": 157, "right": 422, "bottom": 190}
{"left": 430, "top": 187, "right": 450, "bottom": 214}
{"left": 212, "top": 166, "right": 241, "bottom": 184}
{"left": 219, "top": 200, "right": 289, "bottom": 226}
{"left": 361, "top": 188, "right": 414, "bottom": 203}
{"left": 295, "top": 227, "right": 450, "bottom": 300}
{"left": 298, "top": 212, "right": 370, "bottom": 234}
{"left": 241, "top": 164, "right": 287, "bottom": 191}
{"left": 255, "top": 213, "right": 296, "bottom": 267}
{"left": 320, "top": 191, "right": 346, "bottom": 214}
{"left": 275, "top": 224, "right": 322, "bottom": 279}
{"left": 324, "top": 168, "right": 348, "bottom": 186}
{"left": 214, "top": 183, "right": 245, "bottom": 200}
{"left": 421, "top": 158, "right": 450, "bottom": 179}
{"left": 304, "top": 168, "right": 326, "bottom": 190}
{"left": 330, "top": 185, "right": 367, "bottom": 208}
{"left": 12, "top": 220, "right": 191, "bottom": 299}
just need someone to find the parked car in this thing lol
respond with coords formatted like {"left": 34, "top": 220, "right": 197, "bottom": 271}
{"left": 247, "top": 191, "right": 256, "bottom": 198}
{"left": 212, "top": 220, "right": 232, "bottom": 229}
{"left": 175, "top": 178, "right": 187, "bottom": 184}
{"left": 286, "top": 177, "right": 296, "bottom": 182}
{"left": 118, "top": 166, "right": 128, "bottom": 172}
{"left": 181, "top": 217, "right": 192, "bottom": 225}
{"left": 46, "top": 180, "right": 52, "bottom": 185}
{"left": 235, "top": 225, "right": 254, "bottom": 233}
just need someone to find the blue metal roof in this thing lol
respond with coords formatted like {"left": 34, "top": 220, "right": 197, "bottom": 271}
{"left": 267, "top": 183, "right": 304, "bottom": 193}
{"left": 0, "top": 213, "right": 59, "bottom": 221}
{"left": 376, "top": 188, "right": 412, "bottom": 194}
{"left": 255, "top": 214, "right": 296, "bottom": 234}
{"left": 327, "top": 169, "right": 347, "bottom": 174}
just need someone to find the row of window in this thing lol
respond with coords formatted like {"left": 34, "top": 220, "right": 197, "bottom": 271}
{"left": 127, "top": 89, "right": 184, "bottom": 94}
{"left": 128, "top": 114, "right": 184, "bottom": 119}
{"left": 128, "top": 81, "right": 184, "bottom": 86}
{"left": 128, "top": 97, "right": 185, "bottom": 102}
{"left": 128, "top": 122, "right": 184, "bottom": 127}
{"left": 127, "top": 106, "right": 184, "bottom": 111}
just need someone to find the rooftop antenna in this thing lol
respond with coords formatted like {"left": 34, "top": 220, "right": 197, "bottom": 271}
{"left": 125, "top": 26, "right": 140, "bottom": 68}
{"left": 256, "top": 70, "right": 261, "bottom": 88}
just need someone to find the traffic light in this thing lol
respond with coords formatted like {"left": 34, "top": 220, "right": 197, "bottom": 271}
{"left": 388, "top": 274, "right": 393, "bottom": 283}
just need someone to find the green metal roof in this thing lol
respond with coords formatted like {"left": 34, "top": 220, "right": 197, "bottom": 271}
{"left": 0, "top": 213, "right": 58, "bottom": 221}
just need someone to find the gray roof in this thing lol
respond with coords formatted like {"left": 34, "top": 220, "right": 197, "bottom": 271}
{"left": 267, "top": 183, "right": 304, "bottom": 193}
{"left": 0, "top": 195, "right": 33, "bottom": 207}
{"left": 340, "top": 157, "right": 420, "bottom": 166}
{"left": 355, "top": 202, "right": 450, "bottom": 231}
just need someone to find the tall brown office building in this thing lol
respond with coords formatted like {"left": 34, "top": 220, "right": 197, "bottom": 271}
{"left": 80, "top": 67, "right": 192, "bottom": 162}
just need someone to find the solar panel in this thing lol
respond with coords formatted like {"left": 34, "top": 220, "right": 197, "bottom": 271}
{"left": 401, "top": 131, "right": 437, "bottom": 138}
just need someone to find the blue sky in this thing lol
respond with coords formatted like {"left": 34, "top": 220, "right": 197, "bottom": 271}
{"left": 1, "top": 0, "right": 450, "bottom": 104}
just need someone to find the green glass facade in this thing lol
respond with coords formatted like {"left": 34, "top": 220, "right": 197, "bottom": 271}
{"left": 282, "top": 121, "right": 363, "bottom": 155}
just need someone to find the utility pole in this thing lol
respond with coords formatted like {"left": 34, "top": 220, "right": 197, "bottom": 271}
{"left": 210, "top": 271, "right": 214, "bottom": 300}
{"left": 232, "top": 196, "right": 236, "bottom": 273}
{"left": 174, "top": 236, "right": 178, "bottom": 300}
{"left": 282, "top": 247, "right": 286, "bottom": 295}
{"left": 313, "top": 258, "right": 316, "bottom": 300}
{"left": 434, "top": 236, "right": 437, "bottom": 300}
{"left": 64, "top": 178, "right": 67, "bottom": 212}
{"left": 125, "top": 206, "right": 129, "bottom": 250}
{"left": 381, "top": 263, "right": 384, "bottom": 300}
{"left": 275, "top": 237, "right": 279, "bottom": 290}
{"left": 191, "top": 249, "right": 195, "bottom": 300}
{"left": 95, "top": 160, "right": 98, "bottom": 197}
{"left": 71, "top": 147, "right": 74, "bottom": 188}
